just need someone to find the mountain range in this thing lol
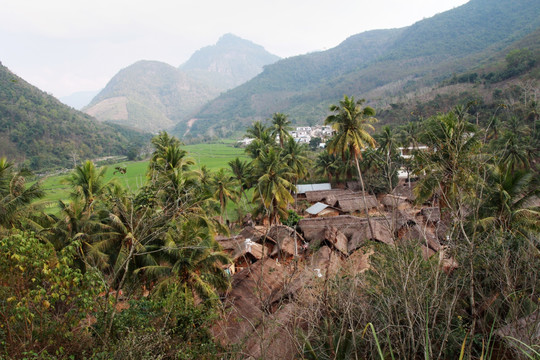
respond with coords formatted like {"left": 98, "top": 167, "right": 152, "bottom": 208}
{"left": 172, "top": 0, "right": 540, "bottom": 138}
{"left": 83, "top": 34, "right": 280, "bottom": 133}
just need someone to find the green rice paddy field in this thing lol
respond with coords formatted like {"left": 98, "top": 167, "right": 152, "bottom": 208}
{"left": 37, "top": 142, "right": 247, "bottom": 212}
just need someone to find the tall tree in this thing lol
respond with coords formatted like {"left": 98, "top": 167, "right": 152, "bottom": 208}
{"left": 315, "top": 150, "right": 339, "bottom": 184}
{"left": 211, "top": 168, "right": 239, "bottom": 223}
{"left": 325, "top": 95, "right": 377, "bottom": 238}
{"left": 0, "top": 158, "right": 44, "bottom": 230}
{"left": 245, "top": 120, "right": 269, "bottom": 140}
{"left": 65, "top": 160, "right": 110, "bottom": 211}
{"left": 253, "top": 147, "right": 295, "bottom": 225}
{"left": 270, "top": 112, "right": 292, "bottom": 148}
{"left": 228, "top": 157, "right": 254, "bottom": 206}
{"left": 140, "top": 218, "right": 231, "bottom": 305}
{"left": 415, "top": 106, "right": 480, "bottom": 219}
{"left": 375, "top": 125, "right": 400, "bottom": 192}
{"left": 283, "top": 136, "right": 310, "bottom": 183}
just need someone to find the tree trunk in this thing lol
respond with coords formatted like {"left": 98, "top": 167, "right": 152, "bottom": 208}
{"left": 354, "top": 155, "right": 375, "bottom": 240}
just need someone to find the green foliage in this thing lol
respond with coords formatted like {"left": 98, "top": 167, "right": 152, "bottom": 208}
{"left": 0, "top": 63, "right": 150, "bottom": 170}
{"left": 0, "top": 233, "right": 104, "bottom": 358}
{"left": 283, "top": 209, "right": 302, "bottom": 228}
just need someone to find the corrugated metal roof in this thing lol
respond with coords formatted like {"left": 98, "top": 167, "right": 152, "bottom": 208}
{"left": 296, "top": 183, "right": 332, "bottom": 194}
{"left": 306, "top": 202, "right": 330, "bottom": 215}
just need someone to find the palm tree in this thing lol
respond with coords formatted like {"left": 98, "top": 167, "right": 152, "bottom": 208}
{"left": 228, "top": 157, "right": 254, "bottom": 206}
{"left": 376, "top": 125, "right": 400, "bottom": 192}
{"left": 399, "top": 121, "right": 420, "bottom": 148}
{"left": 253, "top": 147, "right": 295, "bottom": 225}
{"left": 315, "top": 150, "right": 339, "bottom": 184}
{"left": 245, "top": 130, "right": 274, "bottom": 159}
{"left": 479, "top": 164, "right": 540, "bottom": 237}
{"left": 415, "top": 106, "right": 479, "bottom": 218}
{"left": 270, "top": 113, "right": 292, "bottom": 148}
{"left": 139, "top": 218, "right": 231, "bottom": 305}
{"left": 150, "top": 131, "right": 183, "bottom": 163}
{"left": 0, "top": 158, "right": 44, "bottom": 230}
{"left": 497, "top": 132, "right": 531, "bottom": 173}
{"left": 325, "top": 95, "right": 377, "bottom": 237}
{"left": 245, "top": 121, "right": 269, "bottom": 140}
{"left": 211, "top": 168, "right": 239, "bottom": 223}
{"left": 66, "top": 160, "right": 111, "bottom": 211}
{"left": 283, "top": 136, "right": 310, "bottom": 183}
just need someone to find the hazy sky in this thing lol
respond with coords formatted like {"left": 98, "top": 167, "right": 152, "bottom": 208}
{"left": 1, "top": 0, "right": 469, "bottom": 98}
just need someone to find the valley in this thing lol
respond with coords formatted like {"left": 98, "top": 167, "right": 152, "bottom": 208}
{"left": 0, "top": 0, "right": 539, "bottom": 358}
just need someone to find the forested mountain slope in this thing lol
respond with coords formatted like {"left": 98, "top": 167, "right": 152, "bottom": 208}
{"left": 178, "top": 0, "right": 540, "bottom": 138}
{"left": 0, "top": 63, "right": 148, "bottom": 170}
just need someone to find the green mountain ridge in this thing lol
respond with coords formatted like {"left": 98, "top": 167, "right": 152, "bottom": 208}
{"left": 0, "top": 62, "right": 149, "bottom": 170}
{"left": 84, "top": 34, "right": 280, "bottom": 132}
{"left": 176, "top": 0, "right": 540, "bottom": 139}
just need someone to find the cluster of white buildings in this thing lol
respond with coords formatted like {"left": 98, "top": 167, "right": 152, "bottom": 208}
{"left": 290, "top": 125, "right": 333, "bottom": 144}
{"left": 238, "top": 125, "right": 334, "bottom": 147}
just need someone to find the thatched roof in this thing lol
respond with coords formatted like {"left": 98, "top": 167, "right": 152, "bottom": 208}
{"left": 213, "top": 258, "right": 287, "bottom": 348}
{"left": 348, "top": 220, "right": 394, "bottom": 251}
{"left": 336, "top": 195, "right": 379, "bottom": 213}
{"left": 214, "top": 246, "right": 345, "bottom": 359}
{"left": 381, "top": 194, "right": 409, "bottom": 208}
{"left": 305, "top": 189, "right": 353, "bottom": 203}
{"left": 419, "top": 207, "right": 441, "bottom": 223}
{"left": 238, "top": 226, "right": 267, "bottom": 243}
{"left": 299, "top": 216, "right": 389, "bottom": 241}
{"left": 325, "top": 191, "right": 367, "bottom": 206}
{"left": 392, "top": 184, "right": 417, "bottom": 201}
{"left": 217, "top": 236, "right": 266, "bottom": 261}
{"left": 266, "top": 225, "right": 305, "bottom": 258}
{"left": 298, "top": 216, "right": 394, "bottom": 252}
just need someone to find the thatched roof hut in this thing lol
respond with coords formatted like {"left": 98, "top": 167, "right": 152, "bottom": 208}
{"left": 336, "top": 195, "right": 379, "bottom": 213}
{"left": 392, "top": 184, "right": 417, "bottom": 202}
{"left": 305, "top": 202, "right": 341, "bottom": 217}
{"left": 419, "top": 207, "right": 441, "bottom": 223}
{"left": 305, "top": 189, "right": 353, "bottom": 203}
{"left": 381, "top": 194, "right": 410, "bottom": 210}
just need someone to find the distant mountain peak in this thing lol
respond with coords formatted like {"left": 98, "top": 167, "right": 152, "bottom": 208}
{"left": 83, "top": 35, "right": 280, "bottom": 132}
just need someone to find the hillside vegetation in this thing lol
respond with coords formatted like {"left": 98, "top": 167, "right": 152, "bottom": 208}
{"left": 177, "top": 0, "right": 540, "bottom": 139}
{"left": 0, "top": 63, "right": 149, "bottom": 170}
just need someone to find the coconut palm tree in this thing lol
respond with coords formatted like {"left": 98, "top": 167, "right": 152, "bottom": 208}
{"left": 415, "top": 106, "right": 480, "bottom": 219}
{"left": 66, "top": 160, "right": 111, "bottom": 211}
{"left": 283, "top": 136, "right": 310, "bottom": 183}
{"left": 479, "top": 164, "right": 540, "bottom": 238}
{"left": 211, "top": 168, "right": 239, "bottom": 223}
{"left": 0, "top": 157, "right": 44, "bottom": 230}
{"left": 270, "top": 112, "right": 292, "bottom": 148}
{"left": 253, "top": 147, "right": 295, "bottom": 225}
{"left": 245, "top": 130, "right": 274, "bottom": 159}
{"left": 497, "top": 132, "right": 531, "bottom": 173}
{"left": 228, "top": 157, "right": 254, "bottom": 206}
{"left": 325, "top": 95, "right": 377, "bottom": 237}
{"left": 245, "top": 120, "right": 269, "bottom": 140}
{"left": 150, "top": 131, "right": 183, "bottom": 163}
{"left": 139, "top": 218, "right": 231, "bottom": 305}
{"left": 315, "top": 150, "right": 339, "bottom": 184}
{"left": 376, "top": 125, "right": 400, "bottom": 192}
